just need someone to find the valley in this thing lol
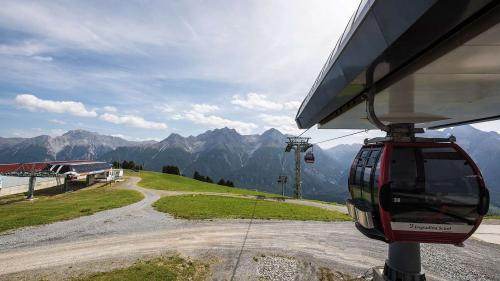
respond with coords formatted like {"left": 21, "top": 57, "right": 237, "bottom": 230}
{"left": 1, "top": 125, "right": 499, "bottom": 207}
{"left": 1, "top": 175, "right": 498, "bottom": 281}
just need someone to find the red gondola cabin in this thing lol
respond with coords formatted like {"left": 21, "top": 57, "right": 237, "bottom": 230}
{"left": 304, "top": 151, "right": 315, "bottom": 164}
{"left": 346, "top": 141, "right": 489, "bottom": 244}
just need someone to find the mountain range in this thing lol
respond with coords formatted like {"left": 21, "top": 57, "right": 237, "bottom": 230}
{"left": 0, "top": 126, "right": 499, "bottom": 206}
{"left": 325, "top": 126, "right": 500, "bottom": 207}
{"left": 0, "top": 129, "right": 346, "bottom": 201}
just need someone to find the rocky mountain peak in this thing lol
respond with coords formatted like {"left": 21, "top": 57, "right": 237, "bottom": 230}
{"left": 201, "top": 127, "right": 240, "bottom": 138}
{"left": 62, "top": 129, "right": 98, "bottom": 139}
{"left": 261, "top": 128, "right": 283, "bottom": 138}
{"left": 259, "top": 128, "right": 285, "bottom": 147}
{"left": 161, "top": 133, "right": 184, "bottom": 143}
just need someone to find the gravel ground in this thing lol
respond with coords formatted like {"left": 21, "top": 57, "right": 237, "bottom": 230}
{"left": 0, "top": 177, "right": 499, "bottom": 281}
{"left": 421, "top": 242, "right": 500, "bottom": 281}
{"left": 0, "top": 178, "right": 185, "bottom": 250}
{"left": 257, "top": 256, "right": 299, "bottom": 281}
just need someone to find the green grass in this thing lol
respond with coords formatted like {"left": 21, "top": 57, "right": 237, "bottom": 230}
{"left": 127, "top": 170, "right": 278, "bottom": 197}
{"left": 304, "top": 198, "right": 344, "bottom": 206}
{"left": 0, "top": 182, "right": 143, "bottom": 233}
{"left": 74, "top": 255, "right": 209, "bottom": 281}
{"left": 153, "top": 194, "right": 351, "bottom": 221}
{"left": 486, "top": 205, "right": 500, "bottom": 219}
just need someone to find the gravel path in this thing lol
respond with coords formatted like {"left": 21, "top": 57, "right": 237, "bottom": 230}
{"left": 0, "top": 177, "right": 183, "bottom": 250}
{"left": 0, "top": 177, "right": 499, "bottom": 281}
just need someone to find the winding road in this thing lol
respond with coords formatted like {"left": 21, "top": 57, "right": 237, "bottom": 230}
{"left": 0, "top": 177, "right": 499, "bottom": 281}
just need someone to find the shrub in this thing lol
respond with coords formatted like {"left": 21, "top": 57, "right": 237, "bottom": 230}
{"left": 162, "top": 165, "right": 180, "bottom": 175}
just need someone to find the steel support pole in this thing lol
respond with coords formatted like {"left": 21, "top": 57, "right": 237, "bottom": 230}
{"left": 294, "top": 147, "right": 301, "bottom": 199}
{"left": 383, "top": 242, "right": 426, "bottom": 281}
{"left": 63, "top": 176, "right": 68, "bottom": 192}
{"left": 27, "top": 175, "right": 36, "bottom": 200}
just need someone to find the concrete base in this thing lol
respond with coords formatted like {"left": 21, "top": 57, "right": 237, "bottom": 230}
{"left": 372, "top": 264, "right": 426, "bottom": 281}
{"left": 373, "top": 267, "right": 386, "bottom": 281}
{"left": 473, "top": 224, "right": 500, "bottom": 245}
{"left": 0, "top": 179, "right": 58, "bottom": 197}
{"left": 85, "top": 175, "right": 95, "bottom": 187}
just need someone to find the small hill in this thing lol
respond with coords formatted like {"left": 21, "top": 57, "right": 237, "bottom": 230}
{"left": 128, "top": 170, "right": 277, "bottom": 197}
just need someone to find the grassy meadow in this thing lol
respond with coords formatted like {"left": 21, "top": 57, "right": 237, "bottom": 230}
{"left": 127, "top": 170, "right": 279, "bottom": 197}
{"left": 153, "top": 194, "right": 350, "bottom": 221}
{"left": 0, "top": 182, "right": 143, "bottom": 233}
{"left": 74, "top": 255, "right": 209, "bottom": 281}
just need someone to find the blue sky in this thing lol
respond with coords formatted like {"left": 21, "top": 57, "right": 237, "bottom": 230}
{"left": 1, "top": 0, "right": 499, "bottom": 148}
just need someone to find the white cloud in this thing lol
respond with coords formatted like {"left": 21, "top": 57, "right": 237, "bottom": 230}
{"left": 231, "top": 93, "right": 300, "bottom": 112}
{"left": 100, "top": 113, "right": 167, "bottom": 129}
{"left": 175, "top": 104, "right": 257, "bottom": 134}
{"left": 8, "top": 127, "right": 65, "bottom": 138}
{"left": 192, "top": 103, "right": 219, "bottom": 114}
{"left": 111, "top": 134, "right": 159, "bottom": 141}
{"left": 0, "top": 41, "right": 52, "bottom": 57}
{"left": 49, "top": 119, "right": 66, "bottom": 125}
{"left": 102, "top": 106, "right": 117, "bottom": 112}
{"left": 156, "top": 104, "right": 176, "bottom": 113}
{"left": 0, "top": 41, "right": 53, "bottom": 62}
{"left": 184, "top": 111, "right": 257, "bottom": 135}
{"left": 0, "top": 1, "right": 359, "bottom": 97}
{"left": 171, "top": 114, "right": 183, "bottom": 120}
{"left": 15, "top": 94, "right": 97, "bottom": 117}
{"left": 32, "top": 55, "right": 52, "bottom": 62}
{"left": 259, "top": 113, "right": 301, "bottom": 135}
{"left": 311, "top": 129, "right": 380, "bottom": 149}
{"left": 283, "top": 101, "right": 301, "bottom": 110}
{"left": 111, "top": 133, "right": 126, "bottom": 139}
{"left": 1, "top": 1, "right": 364, "bottom": 138}
{"left": 471, "top": 120, "right": 500, "bottom": 133}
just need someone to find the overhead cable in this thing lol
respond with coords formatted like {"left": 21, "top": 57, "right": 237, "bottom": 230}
{"left": 313, "top": 129, "right": 368, "bottom": 145}
{"left": 296, "top": 127, "right": 311, "bottom": 138}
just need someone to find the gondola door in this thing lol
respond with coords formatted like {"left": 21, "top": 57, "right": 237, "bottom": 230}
{"left": 348, "top": 145, "right": 384, "bottom": 238}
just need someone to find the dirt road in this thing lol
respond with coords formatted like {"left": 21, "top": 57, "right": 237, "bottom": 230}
{"left": 0, "top": 177, "right": 499, "bottom": 281}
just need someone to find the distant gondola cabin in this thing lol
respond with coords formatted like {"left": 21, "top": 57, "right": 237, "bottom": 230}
{"left": 304, "top": 151, "right": 315, "bottom": 163}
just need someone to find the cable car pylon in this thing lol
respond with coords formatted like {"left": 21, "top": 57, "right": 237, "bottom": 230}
{"left": 285, "top": 136, "right": 312, "bottom": 199}
{"left": 277, "top": 175, "right": 287, "bottom": 197}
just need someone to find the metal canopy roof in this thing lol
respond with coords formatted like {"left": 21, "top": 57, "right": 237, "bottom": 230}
{"left": 296, "top": 0, "right": 500, "bottom": 130}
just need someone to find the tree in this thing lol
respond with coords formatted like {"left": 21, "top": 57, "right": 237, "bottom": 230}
{"left": 121, "top": 160, "right": 137, "bottom": 169}
{"left": 193, "top": 171, "right": 216, "bottom": 183}
{"left": 121, "top": 160, "right": 143, "bottom": 170}
{"left": 162, "top": 165, "right": 180, "bottom": 175}
{"left": 226, "top": 181, "right": 234, "bottom": 187}
{"left": 112, "top": 161, "right": 120, "bottom": 168}
{"left": 217, "top": 178, "right": 226, "bottom": 186}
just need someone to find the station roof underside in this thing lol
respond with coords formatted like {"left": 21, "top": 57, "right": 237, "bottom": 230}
{"left": 296, "top": 0, "right": 500, "bottom": 130}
